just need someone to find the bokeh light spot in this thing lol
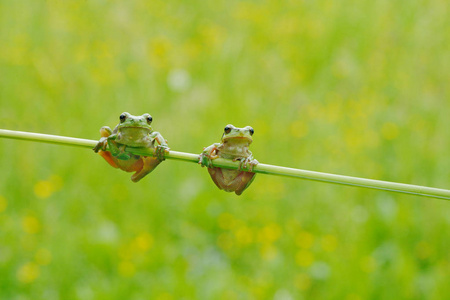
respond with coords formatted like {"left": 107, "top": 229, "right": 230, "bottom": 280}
{"left": 294, "top": 273, "right": 311, "bottom": 291}
{"left": 156, "top": 292, "right": 174, "bottom": 300}
{"left": 296, "top": 250, "right": 314, "bottom": 267}
{"left": 217, "top": 233, "right": 233, "bottom": 251}
{"left": 234, "top": 226, "right": 253, "bottom": 246}
{"left": 34, "top": 181, "right": 54, "bottom": 199}
{"left": 260, "top": 244, "right": 278, "bottom": 261}
{"left": 167, "top": 69, "right": 191, "bottom": 92}
{"left": 33, "top": 175, "right": 63, "bottom": 199}
{"left": 22, "top": 216, "right": 41, "bottom": 234}
{"left": 134, "top": 232, "right": 154, "bottom": 252}
{"left": 218, "top": 213, "right": 235, "bottom": 230}
{"left": 310, "top": 261, "right": 331, "bottom": 280}
{"left": 0, "top": 196, "right": 7, "bottom": 213}
{"left": 258, "top": 223, "right": 282, "bottom": 244}
{"left": 321, "top": 234, "right": 338, "bottom": 252}
{"left": 118, "top": 261, "right": 136, "bottom": 277}
{"left": 296, "top": 231, "right": 314, "bottom": 249}
{"left": 17, "top": 262, "right": 40, "bottom": 283}
{"left": 289, "top": 120, "right": 309, "bottom": 138}
{"left": 381, "top": 122, "right": 399, "bottom": 140}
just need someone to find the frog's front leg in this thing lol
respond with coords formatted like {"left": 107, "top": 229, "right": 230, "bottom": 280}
{"left": 105, "top": 135, "right": 134, "bottom": 160}
{"left": 93, "top": 126, "right": 119, "bottom": 169}
{"left": 93, "top": 126, "right": 113, "bottom": 152}
{"left": 130, "top": 156, "right": 162, "bottom": 182}
{"left": 234, "top": 152, "right": 259, "bottom": 172}
{"left": 150, "top": 131, "right": 168, "bottom": 147}
{"left": 150, "top": 131, "right": 170, "bottom": 161}
{"left": 242, "top": 158, "right": 259, "bottom": 172}
{"left": 154, "top": 145, "right": 171, "bottom": 161}
{"left": 198, "top": 144, "right": 220, "bottom": 168}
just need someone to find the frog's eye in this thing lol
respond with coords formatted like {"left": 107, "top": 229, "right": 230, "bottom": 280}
{"left": 224, "top": 126, "right": 232, "bottom": 134}
{"left": 119, "top": 113, "right": 127, "bottom": 123}
{"left": 146, "top": 115, "right": 153, "bottom": 124}
{"left": 249, "top": 127, "right": 254, "bottom": 135}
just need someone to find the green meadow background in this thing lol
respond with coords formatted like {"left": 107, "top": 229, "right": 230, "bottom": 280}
{"left": 0, "top": 0, "right": 449, "bottom": 299}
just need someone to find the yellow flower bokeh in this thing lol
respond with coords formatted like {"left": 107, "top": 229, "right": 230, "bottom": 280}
{"left": 296, "top": 231, "right": 315, "bottom": 249}
{"left": 234, "top": 226, "right": 253, "bottom": 246}
{"left": 133, "top": 232, "right": 154, "bottom": 252}
{"left": 217, "top": 233, "right": 234, "bottom": 251}
{"left": 0, "top": 196, "right": 7, "bottom": 213}
{"left": 22, "top": 216, "right": 41, "bottom": 234}
{"left": 118, "top": 261, "right": 136, "bottom": 278}
{"left": 321, "top": 234, "right": 338, "bottom": 252}
{"left": 257, "top": 223, "right": 282, "bottom": 244}
{"left": 296, "top": 250, "right": 315, "bottom": 267}
{"left": 17, "top": 262, "right": 40, "bottom": 284}
{"left": 295, "top": 273, "right": 312, "bottom": 291}
{"left": 33, "top": 175, "right": 63, "bottom": 199}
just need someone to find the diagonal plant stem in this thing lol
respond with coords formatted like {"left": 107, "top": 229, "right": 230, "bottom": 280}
{"left": 1, "top": 129, "right": 449, "bottom": 200}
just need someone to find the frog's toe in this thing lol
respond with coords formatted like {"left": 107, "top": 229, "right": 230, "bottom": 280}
{"left": 249, "top": 159, "right": 259, "bottom": 172}
{"left": 239, "top": 158, "right": 253, "bottom": 171}
{"left": 199, "top": 153, "right": 213, "bottom": 168}
{"left": 93, "top": 139, "right": 107, "bottom": 153}
{"left": 198, "top": 154, "right": 205, "bottom": 166}
{"left": 237, "top": 160, "right": 245, "bottom": 171}
{"left": 155, "top": 145, "right": 167, "bottom": 161}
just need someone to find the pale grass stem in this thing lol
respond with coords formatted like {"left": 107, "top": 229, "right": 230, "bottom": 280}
{"left": 1, "top": 129, "right": 449, "bottom": 200}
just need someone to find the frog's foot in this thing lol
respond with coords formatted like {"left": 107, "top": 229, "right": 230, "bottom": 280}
{"left": 248, "top": 159, "right": 259, "bottom": 172}
{"left": 93, "top": 137, "right": 108, "bottom": 153}
{"left": 155, "top": 145, "right": 170, "bottom": 161}
{"left": 236, "top": 157, "right": 259, "bottom": 172}
{"left": 114, "top": 144, "right": 134, "bottom": 160}
{"left": 131, "top": 156, "right": 161, "bottom": 182}
{"left": 116, "top": 152, "right": 133, "bottom": 160}
{"left": 198, "top": 152, "right": 214, "bottom": 168}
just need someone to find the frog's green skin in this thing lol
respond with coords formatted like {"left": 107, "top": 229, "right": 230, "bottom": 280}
{"left": 93, "top": 112, "right": 169, "bottom": 182}
{"left": 199, "top": 124, "right": 258, "bottom": 195}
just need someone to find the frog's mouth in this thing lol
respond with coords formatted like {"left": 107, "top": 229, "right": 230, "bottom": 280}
{"left": 119, "top": 126, "right": 151, "bottom": 132}
{"left": 223, "top": 136, "right": 253, "bottom": 143}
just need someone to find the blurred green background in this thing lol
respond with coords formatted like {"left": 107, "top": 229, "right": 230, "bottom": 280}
{"left": 0, "top": 0, "right": 449, "bottom": 299}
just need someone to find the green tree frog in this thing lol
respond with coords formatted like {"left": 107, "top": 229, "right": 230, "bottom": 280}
{"left": 199, "top": 124, "right": 258, "bottom": 195}
{"left": 93, "top": 112, "right": 169, "bottom": 182}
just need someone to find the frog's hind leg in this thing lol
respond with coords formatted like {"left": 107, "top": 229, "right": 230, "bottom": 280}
{"left": 234, "top": 172, "right": 256, "bottom": 195}
{"left": 131, "top": 156, "right": 161, "bottom": 182}
{"left": 98, "top": 150, "right": 119, "bottom": 169}
{"left": 207, "top": 167, "right": 226, "bottom": 191}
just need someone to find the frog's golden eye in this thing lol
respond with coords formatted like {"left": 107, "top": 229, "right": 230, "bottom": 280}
{"left": 224, "top": 126, "right": 232, "bottom": 134}
{"left": 146, "top": 115, "right": 153, "bottom": 124}
{"left": 119, "top": 113, "right": 127, "bottom": 123}
{"left": 249, "top": 127, "right": 254, "bottom": 135}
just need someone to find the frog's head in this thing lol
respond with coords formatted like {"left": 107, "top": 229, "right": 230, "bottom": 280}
{"left": 117, "top": 112, "right": 153, "bottom": 133}
{"left": 221, "top": 124, "right": 254, "bottom": 144}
